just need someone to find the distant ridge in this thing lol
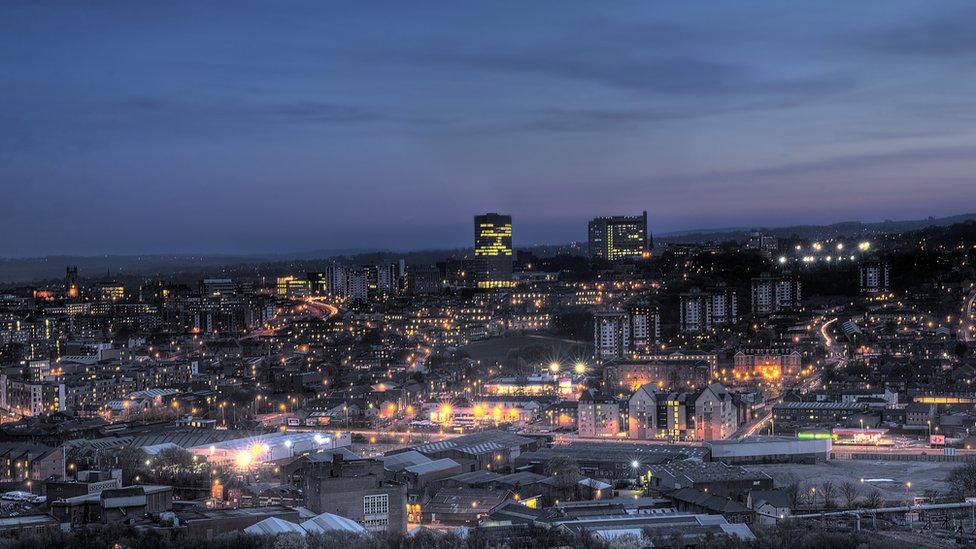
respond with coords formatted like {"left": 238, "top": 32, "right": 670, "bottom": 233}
{"left": 657, "top": 212, "right": 976, "bottom": 243}
{"left": 3, "top": 211, "right": 975, "bottom": 284}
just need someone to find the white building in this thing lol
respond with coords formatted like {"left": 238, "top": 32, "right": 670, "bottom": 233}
{"left": 680, "top": 286, "right": 737, "bottom": 333}
{"left": 860, "top": 262, "right": 890, "bottom": 294}
{"left": 594, "top": 311, "right": 630, "bottom": 360}
{"left": 751, "top": 273, "right": 801, "bottom": 315}
{"left": 578, "top": 390, "right": 621, "bottom": 437}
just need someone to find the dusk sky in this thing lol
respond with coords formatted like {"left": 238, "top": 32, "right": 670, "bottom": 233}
{"left": 3, "top": 1, "right": 976, "bottom": 257}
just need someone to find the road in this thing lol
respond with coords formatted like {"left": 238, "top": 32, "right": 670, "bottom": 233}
{"left": 302, "top": 297, "right": 339, "bottom": 319}
{"left": 734, "top": 317, "right": 838, "bottom": 439}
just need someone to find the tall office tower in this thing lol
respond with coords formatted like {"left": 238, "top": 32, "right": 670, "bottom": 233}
{"left": 680, "top": 286, "right": 738, "bottom": 334}
{"left": 588, "top": 211, "right": 650, "bottom": 261}
{"left": 751, "top": 273, "right": 801, "bottom": 315}
{"left": 376, "top": 261, "right": 405, "bottom": 295}
{"left": 308, "top": 272, "right": 329, "bottom": 295}
{"left": 360, "top": 265, "right": 379, "bottom": 297}
{"left": 594, "top": 310, "right": 631, "bottom": 360}
{"left": 473, "top": 213, "right": 514, "bottom": 288}
{"left": 201, "top": 278, "right": 236, "bottom": 298}
{"left": 326, "top": 263, "right": 346, "bottom": 297}
{"left": 65, "top": 266, "right": 79, "bottom": 298}
{"left": 406, "top": 264, "right": 442, "bottom": 295}
{"left": 627, "top": 300, "right": 661, "bottom": 351}
{"left": 860, "top": 261, "right": 890, "bottom": 294}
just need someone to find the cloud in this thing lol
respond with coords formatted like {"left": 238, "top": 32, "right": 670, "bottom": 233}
{"left": 386, "top": 50, "right": 851, "bottom": 98}
{"left": 122, "top": 96, "right": 389, "bottom": 126}
{"left": 856, "top": 7, "right": 976, "bottom": 56}
{"left": 265, "top": 101, "right": 384, "bottom": 124}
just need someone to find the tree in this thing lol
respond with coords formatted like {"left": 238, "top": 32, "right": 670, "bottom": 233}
{"left": 841, "top": 481, "right": 860, "bottom": 509}
{"left": 273, "top": 534, "right": 307, "bottom": 549}
{"left": 946, "top": 461, "right": 976, "bottom": 499}
{"left": 820, "top": 480, "right": 837, "bottom": 509}
{"left": 545, "top": 455, "right": 582, "bottom": 487}
{"left": 785, "top": 480, "right": 802, "bottom": 510}
{"left": 865, "top": 490, "right": 885, "bottom": 509}
{"left": 155, "top": 446, "right": 195, "bottom": 473}
{"left": 545, "top": 455, "right": 582, "bottom": 502}
{"left": 840, "top": 481, "right": 860, "bottom": 509}
{"left": 114, "top": 446, "right": 149, "bottom": 484}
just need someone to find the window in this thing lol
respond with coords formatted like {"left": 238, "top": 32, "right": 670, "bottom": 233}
{"left": 364, "top": 494, "right": 389, "bottom": 516}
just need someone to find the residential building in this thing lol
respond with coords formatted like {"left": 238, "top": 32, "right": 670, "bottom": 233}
{"left": 593, "top": 311, "right": 629, "bottom": 361}
{"left": 751, "top": 273, "right": 801, "bottom": 315}
{"left": 578, "top": 390, "right": 622, "bottom": 437}
{"left": 860, "top": 261, "right": 890, "bottom": 294}
{"left": 680, "top": 286, "right": 737, "bottom": 333}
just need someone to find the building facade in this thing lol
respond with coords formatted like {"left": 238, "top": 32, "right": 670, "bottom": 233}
{"left": 303, "top": 454, "right": 407, "bottom": 533}
{"left": 588, "top": 211, "right": 650, "bottom": 261}
{"left": 473, "top": 213, "right": 514, "bottom": 289}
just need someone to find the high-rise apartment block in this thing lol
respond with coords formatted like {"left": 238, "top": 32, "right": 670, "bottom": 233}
{"left": 860, "top": 261, "right": 890, "bottom": 294}
{"left": 680, "top": 285, "right": 737, "bottom": 333}
{"left": 751, "top": 273, "right": 801, "bottom": 315}
{"left": 594, "top": 311, "right": 630, "bottom": 360}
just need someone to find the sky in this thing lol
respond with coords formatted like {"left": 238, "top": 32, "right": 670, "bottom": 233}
{"left": 3, "top": 1, "right": 976, "bottom": 256}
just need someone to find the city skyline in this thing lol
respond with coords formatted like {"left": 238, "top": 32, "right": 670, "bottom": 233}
{"left": 4, "top": 2, "right": 976, "bottom": 256}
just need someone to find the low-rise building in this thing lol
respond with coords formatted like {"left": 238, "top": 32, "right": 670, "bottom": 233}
{"left": 302, "top": 453, "right": 407, "bottom": 533}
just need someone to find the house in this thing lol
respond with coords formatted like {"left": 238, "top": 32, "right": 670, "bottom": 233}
{"left": 905, "top": 403, "right": 937, "bottom": 428}
{"left": 747, "top": 489, "right": 792, "bottom": 525}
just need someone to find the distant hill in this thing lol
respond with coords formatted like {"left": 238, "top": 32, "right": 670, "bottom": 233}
{"left": 3, "top": 212, "right": 975, "bottom": 285}
{"left": 658, "top": 212, "right": 976, "bottom": 244}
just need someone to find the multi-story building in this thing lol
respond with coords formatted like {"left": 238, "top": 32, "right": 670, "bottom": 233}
{"left": 346, "top": 269, "right": 369, "bottom": 303}
{"left": 588, "top": 211, "right": 651, "bottom": 261}
{"left": 326, "top": 263, "right": 347, "bottom": 297}
{"left": 578, "top": 390, "right": 622, "bottom": 437}
{"left": 473, "top": 213, "right": 514, "bottom": 289}
{"left": 307, "top": 272, "right": 330, "bottom": 295}
{"left": 593, "top": 311, "right": 630, "bottom": 360}
{"left": 751, "top": 273, "right": 801, "bottom": 315}
{"left": 732, "top": 348, "right": 802, "bottom": 383}
{"left": 744, "top": 232, "right": 778, "bottom": 256}
{"left": 694, "top": 383, "right": 739, "bottom": 441}
{"left": 201, "top": 279, "right": 237, "bottom": 298}
{"left": 604, "top": 358, "right": 711, "bottom": 393}
{"left": 276, "top": 276, "right": 311, "bottom": 298}
{"left": 303, "top": 453, "right": 407, "bottom": 533}
{"left": 680, "top": 286, "right": 737, "bottom": 333}
{"left": 406, "top": 264, "right": 442, "bottom": 295}
{"left": 628, "top": 382, "right": 740, "bottom": 441}
{"left": 860, "top": 261, "right": 890, "bottom": 294}
{"left": 627, "top": 300, "right": 660, "bottom": 351}
{"left": 0, "top": 376, "right": 66, "bottom": 416}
